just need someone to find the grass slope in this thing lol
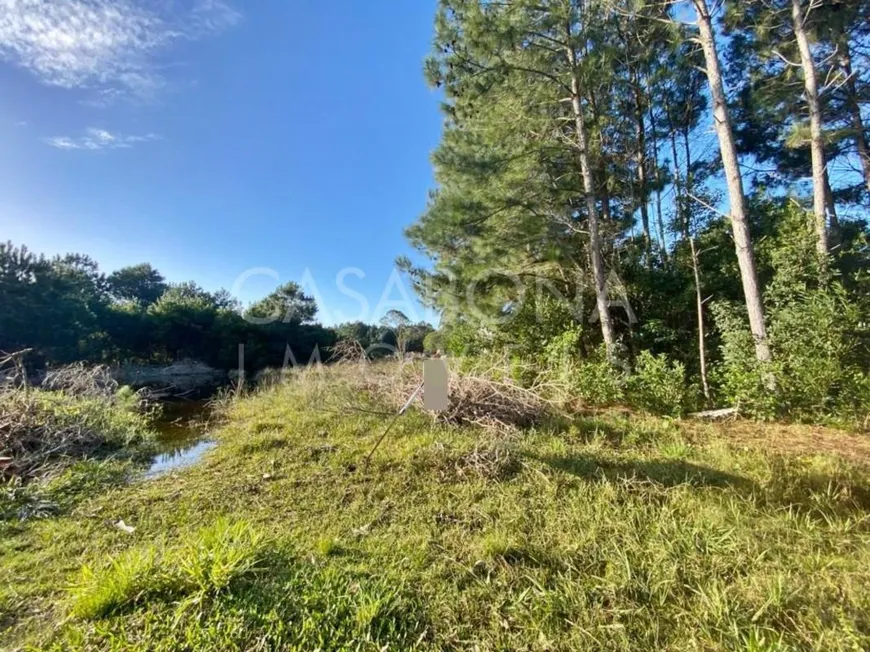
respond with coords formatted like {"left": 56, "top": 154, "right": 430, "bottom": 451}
{"left": 2, "top": 367, "right": 870, "bottom": 650}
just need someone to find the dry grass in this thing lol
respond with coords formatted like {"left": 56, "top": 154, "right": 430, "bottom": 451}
{"left": 684, "top": 419, "right": 870, "bottom": 468}
{"left": 316, "top": 358, "right": 558, "bottom": 435}
{"left": 41, "top": 363, "right": 118, "bottom": 399}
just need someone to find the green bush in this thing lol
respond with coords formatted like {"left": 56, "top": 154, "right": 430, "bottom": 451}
{"left": 712, "top": 288, "right": 870, "bottom": 425}
{"left": 422, "top": 330, "right": 443, "bottom": 354}
{"left": 543, "top": 335, "right": 625, "bottom": 407}
{"left": 626, "top": 351, "right": 687, "bottom": 417}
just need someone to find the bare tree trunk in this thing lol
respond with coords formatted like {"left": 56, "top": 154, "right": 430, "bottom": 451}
{"left": 688, "top": 235, "right": 712, "bottom": 403}
{"left": 668, "top": 108, "right": 711, "bottom": 403}
{"left": 693, "top": 0, "right": 772, "bottom": 365}
{"left": 647, "top": 95, "right": 668, "bottom": 263}
{"left": 633, "top": 81, "right": 652, "bottom": 264}
{"left": 838, "top": 34, "right": 870, "bottom": 193}
{"left": 566, "top": 44, "right": 617, "bottom": 358}
{"left": 791, "top": 0, "right": 829, "bottom": 258}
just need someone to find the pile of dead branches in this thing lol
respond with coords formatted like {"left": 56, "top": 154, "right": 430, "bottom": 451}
{"left": 354, "top": 363, "right": 557, "bottom": 434}
{"left": 2, "top": 393, "right": 87, "bottom": 479}
{"left": 0, "top": 349, "right": 32, "bottom": 388}
{"left": 329, "top": 339, "right": 370, "bottom": 364}
{"left": 437, "top": 374, "right": 554, "bottom": 432}
{"left": 42, "top": 362, "right": 118, "bottom": 398}
{"left": 0, "top": 386, "right": 155, "bottom": 480}
{"left": 0, "top": 357, "right": 156, "bottom": 479}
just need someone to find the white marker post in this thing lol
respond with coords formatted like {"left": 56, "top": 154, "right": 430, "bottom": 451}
{"left": 423, "top": 359, "right": 449, "bottom": 412}
{"left": 363, "top": 359, "right": 449, "bottom": 467}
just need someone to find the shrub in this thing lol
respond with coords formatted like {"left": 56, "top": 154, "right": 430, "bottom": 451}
{"left": 422, "top": 330, "right": 443, "bottom": 354}
{"left": 712, "top": 288, "right": 870, "bottom": 425}
{"left": 626, "top": 351, "right": 687, "bottom": 417}
{"left": 543, "top": 335, "right": 625, "bottom": 407}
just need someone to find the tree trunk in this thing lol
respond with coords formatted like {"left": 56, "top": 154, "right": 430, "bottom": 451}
{"left": 824, "top": 170, "right": 840, "bottom": 246}
{"left": 838, "top": 35, "right": 870, "bottom": 193}
{"left": 693, "top": 0, "right": 772, "bottom": 365}
{"left": 791, "top": 0, "right": 829, "bottom": 258}
{"left": 668, "top": 108, "right": 711, "bottom": 404}
{"left": 566, "top": 46, "right": 617, "bottom": 359}
{"left": 647, "top": 94, "right": 668, "bottom": 263}
{"left": 633, "top": 81, "right": 652, "bottom": 264}
{"left": 689, "top": 235, "right": 712, "bottom": 404}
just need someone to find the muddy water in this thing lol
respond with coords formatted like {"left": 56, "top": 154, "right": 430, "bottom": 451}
{"left": 146, "top": 401, "right": 217, "bottom": 477}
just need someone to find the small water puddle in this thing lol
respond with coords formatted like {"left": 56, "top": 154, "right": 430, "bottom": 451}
{"left": 146, "top": 401, "right": 216, "bottom": 478}
{"left": 147, "top": 440, "right": 217, "bottom": 477}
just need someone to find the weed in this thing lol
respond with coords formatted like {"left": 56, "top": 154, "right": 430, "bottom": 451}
{"left": 314, "top": 536, "right": 342, "bottom": 558}
{"left": 70, "top": 545, "right": 165, "bottom": 619}
{"left": 176, "top": 518, "right": 266, "bottom": 595}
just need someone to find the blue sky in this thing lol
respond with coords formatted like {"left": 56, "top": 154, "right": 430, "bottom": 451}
{"left": 0, "top": 0, "right": 442, "bottom": 325}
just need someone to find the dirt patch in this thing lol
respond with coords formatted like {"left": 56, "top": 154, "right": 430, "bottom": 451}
{"left": 683, "top": 419, "right": 870, "bottom": 467}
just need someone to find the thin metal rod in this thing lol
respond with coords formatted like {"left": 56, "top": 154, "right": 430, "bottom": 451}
{"left": 363, "top": 381, "right": 424, "bottom": 467}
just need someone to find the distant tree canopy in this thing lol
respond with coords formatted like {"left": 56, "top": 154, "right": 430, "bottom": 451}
{"left": 106, "top": 264, "right": 167, "bottom": 306}
{"left": 333, "top": 317, "right": 435, "bottom": 358}
{"left": 0, "top": 242, "right": 428, "bottom": 372}
{"left": 244, "top": 282, "right": 317, "bottom": 325}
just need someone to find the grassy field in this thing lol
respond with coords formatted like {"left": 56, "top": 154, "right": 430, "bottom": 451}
{"left": 2, "top": 366, "right": 870, "bottom": 650}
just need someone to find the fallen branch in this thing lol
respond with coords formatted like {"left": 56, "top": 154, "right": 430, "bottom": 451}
{"left": 690, "top": 407, "right": 738, "bottom": 420}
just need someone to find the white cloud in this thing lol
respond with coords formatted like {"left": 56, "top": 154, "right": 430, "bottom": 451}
{"left": 0, "top": 0, "right": 239, "bottom": 101}
{"left": 43, "top": 127, "right": 160, "bottom": 150}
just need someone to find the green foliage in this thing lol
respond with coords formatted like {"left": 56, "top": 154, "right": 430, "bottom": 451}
{"left": 711, "top": 301, "right": 776, "bottom": 418}
{"left": 443, "top": 320, "right": 488, "bottom": 357}
{"left": 244, "top": 281, "right": 316, "bottom": 325}
{"left": 496, "top": 292, "right": 584, "bottom": 360}
{"left": 0, "top": 241, "right": 342, "bottom": 372}
{"left": 768, "top": 287, "right": 866, "bottom": 420}
{"left": 0, "top": 242, "right": 107, "bottom": 364}
{"left": 6, "top": 366, "right": 870, "bottom": 649}
{"left": 106, "top": 264, "right": 167, "bottom": 306}
{"left": 422, "top": 330, "right": 442, "bottom": 353}
{"left": 333, "top": 319, "right": 434, "bottom": 358}
{"left": 404, "top": 0, "right": 870, "bottom": 427}
{"left": 626, "top": 351, "right": 687, "bottom": 417}
{"left": 713, "top": 203, "right": 870, "bottom": 424}
{"left": 543, "top": 336, "right": 626, "bottom": 407}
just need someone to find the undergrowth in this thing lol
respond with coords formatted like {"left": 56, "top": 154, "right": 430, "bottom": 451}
{"left": 1, "top": 365, "right": 869, "bottom": 650}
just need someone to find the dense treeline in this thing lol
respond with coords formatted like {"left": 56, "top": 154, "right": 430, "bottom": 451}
{"left": 0, "top": 243, "right": 433, "bottom": 372}
{"left": 405, "top": 0, "right": 870, "bottom": 423}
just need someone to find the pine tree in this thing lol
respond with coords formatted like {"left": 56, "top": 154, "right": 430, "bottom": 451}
{"left": 692, "top": 0, "right": 773, "bottom": 365}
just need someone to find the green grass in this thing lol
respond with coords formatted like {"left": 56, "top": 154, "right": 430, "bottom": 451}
{"left": 2, "top": 366, "right": 870, "bottom": 650}
{"left": 71, "top": 544, "right": 164, "bottom": 619}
